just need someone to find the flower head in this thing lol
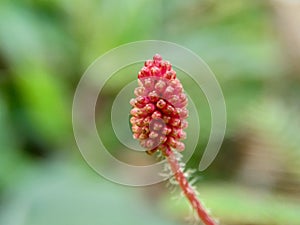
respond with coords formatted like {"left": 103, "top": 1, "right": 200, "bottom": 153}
{"left": 130, "top": 54, "right": 188, "bottom": 156}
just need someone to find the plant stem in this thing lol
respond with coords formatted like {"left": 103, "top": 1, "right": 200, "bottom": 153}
{"left": 167, "top": 150, "right": 218, "bottom": 225}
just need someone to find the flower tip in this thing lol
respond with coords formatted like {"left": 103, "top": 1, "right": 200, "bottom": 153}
{"left": 153, "top": 54, "right": 162, "bottom": 61}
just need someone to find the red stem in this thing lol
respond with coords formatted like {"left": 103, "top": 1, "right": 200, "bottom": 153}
{"left": 167, "top": 150, "right": 218, "bottom": 225}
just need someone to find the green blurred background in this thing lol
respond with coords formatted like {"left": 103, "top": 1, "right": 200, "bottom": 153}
{"left": 0, "top": 0, "right": 300, "bottom": 225}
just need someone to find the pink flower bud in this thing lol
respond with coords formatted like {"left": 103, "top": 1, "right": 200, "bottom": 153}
{"left": 130, "top": 54, "right": 188, "bottom": 156}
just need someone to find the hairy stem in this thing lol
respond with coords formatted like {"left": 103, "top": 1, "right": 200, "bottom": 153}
{"left": 167, "top": 150, "right": 218, "bottom": 225}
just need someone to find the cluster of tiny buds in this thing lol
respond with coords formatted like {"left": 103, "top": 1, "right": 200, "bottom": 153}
{"left": 130, "top": 54, "right": 188, "bottom": 156}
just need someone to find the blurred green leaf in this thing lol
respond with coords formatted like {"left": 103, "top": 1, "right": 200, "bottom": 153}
{"left": 12, "top": 65, "right": 71, "bottom": 147}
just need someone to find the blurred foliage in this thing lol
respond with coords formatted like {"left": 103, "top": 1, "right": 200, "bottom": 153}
{"left": 0, "top": 0, "right": 299, "bottom": 225}
{"left": 162, "top": 182, "right": 300, "bottom": 225}
{"left": 0, "top": 162, "right": 180, "bottom": 225}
